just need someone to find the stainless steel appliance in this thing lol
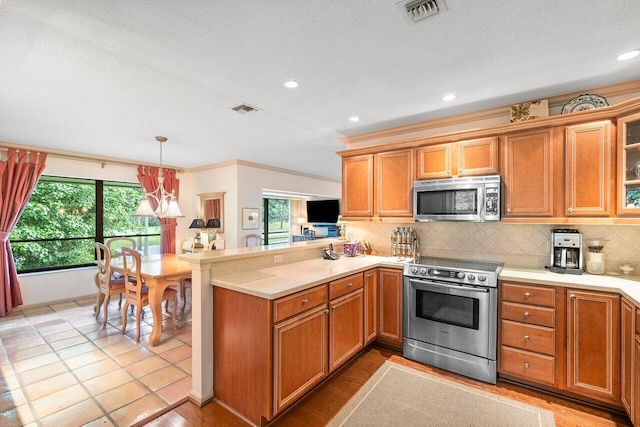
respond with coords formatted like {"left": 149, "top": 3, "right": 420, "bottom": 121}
{"left": 549, "top": 228, "right": 583, "bottom": 275}
{"left": 413, "top": 175, "right": 500, "bottom": 222}
{"left": 403, "top": 256, "right": 503, "bottom": 384}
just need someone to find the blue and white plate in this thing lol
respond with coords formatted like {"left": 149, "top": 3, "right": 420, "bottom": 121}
{"left": 561, "top": 94, "right": 609, "bottom": 114}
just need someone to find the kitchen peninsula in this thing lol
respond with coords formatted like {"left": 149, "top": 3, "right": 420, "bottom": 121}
{"left": 180, "top": 241, "right": 640, "bottom": 426}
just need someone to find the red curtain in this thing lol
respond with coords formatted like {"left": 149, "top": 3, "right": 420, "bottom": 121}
{"left": 137, "top": 166, "right": 179, "bottom": 254}
{"left": 0, "top": 149, "right": 47, "bottom": 316}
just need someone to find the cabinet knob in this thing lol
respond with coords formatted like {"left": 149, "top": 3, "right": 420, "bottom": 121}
{"left": 523, "top": 312, "right": 530, "bottom": 318}
{"left": 506, "top": 208, "right": 512, "bottom": 213}
{"left": 524, "top": 292, "right": 531, "bottom": 298}
{"left": 570, "top": 294, "right": 576, "bottom": 299}
{"left": 347, "top": 283, "right": 353, "bottom": 287}
{"left": 446, "top": 170, "right": 451, "bottom": 175}
{"left": 524, "top": 335, "right": 530, "bottom": 341}
{"left": 324, "top": 309, "right": 329, "bottom": 314}
{"left": 302, "top": 299, "right": 309, "bottom": 304}
{"left": 331, "top": 305, "right": 337, "bottom": 310}
{"left": 524, "top": 362, "right": 529, "bottom": 369}
{"left": 568, "top": 207, "right": 574, "bottom": 213}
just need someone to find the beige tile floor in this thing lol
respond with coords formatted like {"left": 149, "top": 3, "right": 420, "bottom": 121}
{"left": 0, "top": 293, "right": 192, "bottom": 426}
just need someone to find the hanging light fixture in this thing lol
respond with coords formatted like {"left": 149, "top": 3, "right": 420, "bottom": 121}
{"left": 134, "top": 136, "right": 184, "bottom": 218}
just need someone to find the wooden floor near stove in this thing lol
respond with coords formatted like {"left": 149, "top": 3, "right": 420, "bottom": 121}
{"left": 146, "top": 345, "right": 632, "bottom": 427}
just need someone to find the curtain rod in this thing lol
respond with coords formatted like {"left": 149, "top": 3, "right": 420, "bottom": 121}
{"left": 0, "top": 143, "right": 184, "bottom": 173}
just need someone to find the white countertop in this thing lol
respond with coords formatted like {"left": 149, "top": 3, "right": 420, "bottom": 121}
{"left": 212, "top": 255, "right": 640, "bottom": 306}
{"left": 212, "top": 255, "right": 403, "bottom": 299}
{"left": 500, "top": 267, "right": 640, "bottom": 306}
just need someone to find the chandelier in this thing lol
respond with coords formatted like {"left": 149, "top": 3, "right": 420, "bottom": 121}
{"left": 134, "top": 136, "right": 184, "bottom": 218}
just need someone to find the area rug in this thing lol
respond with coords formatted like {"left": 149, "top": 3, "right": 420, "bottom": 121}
{"left": 327, "top": 361, "right": 555, "bottom": 427}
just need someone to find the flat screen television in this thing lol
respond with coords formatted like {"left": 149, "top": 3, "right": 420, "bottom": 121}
{"left": 306, "top": 199, "right": 340, "bottom": 223}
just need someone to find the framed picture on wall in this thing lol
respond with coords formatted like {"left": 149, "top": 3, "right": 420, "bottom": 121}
{"left": 242, "top": 207, "right": 259, "bottom": 230}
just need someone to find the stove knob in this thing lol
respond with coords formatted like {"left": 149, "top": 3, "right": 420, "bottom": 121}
{"left": 478, "top": 274, "right": 487, "bottom": 282}
{"left": 467, "top": 273, "right": 476, "bottom": 281}
{"left": 410, "top": 267, "right": 418, "bottom": 274}
{"left": 456, "top": 272, "right": 465, "bottom": 279}
{"left": 419, "top": 268, "right": 427, "bottom": 276}
{"left": 427, "top": 268, "right": 437, "bottom": 276}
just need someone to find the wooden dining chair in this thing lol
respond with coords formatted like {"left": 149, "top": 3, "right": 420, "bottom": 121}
{"left": 94, "top": 242, "right": 127, "bottom": 327}
{"left": 208, "top": 239, "right": 226, "bottom": 250}
{"left": 106, "top": 236, "right": 139, "bottom": 315}
{"left": 120, "top": 247, "right": 178, "bottom": 342}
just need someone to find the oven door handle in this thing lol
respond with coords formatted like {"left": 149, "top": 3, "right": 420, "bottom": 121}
{"left": 408, "top": 278, "right": 489, "bottom": 294}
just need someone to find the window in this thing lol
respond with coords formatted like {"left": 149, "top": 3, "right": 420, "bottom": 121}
{"left": 262, "top": 198, "right": 290, "bottom": 245}
{"left": 10, "top": 176, "right": 161, "bottom": 273}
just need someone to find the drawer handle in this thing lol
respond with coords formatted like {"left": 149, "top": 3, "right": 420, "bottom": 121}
{"left": 524, "top": 362, "right": 529, "bottom": 369}
{"left": 302, "top": 299, "right": 309, "bottom": 304}
{"left": 523, "top": 312, "right": 530, "bottom": 318}
{"left": 524, "top": 335, "right": 530, "bottom": 341}
{"left": 347, "top": 283, "right": 353, "bottom": 287}
{"left": 524, "top": 292, "right": 531, "bottom": 298}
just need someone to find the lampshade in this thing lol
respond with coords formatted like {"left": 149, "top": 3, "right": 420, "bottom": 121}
{"left": 189, "top": 218, "right": 206, "bottom": 229}
{"left": 206, "top": 218, "right": 221, "bottom": 228}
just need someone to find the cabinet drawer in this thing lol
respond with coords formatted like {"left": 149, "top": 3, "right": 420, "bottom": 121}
{"left": 502, "top": 282, "right": 555, "bottom": 307}
{"left": 500, "top": 346, "right": 555, "bottom": 385}
{"left": 274, "top": 285, "right": 328, "bottom": 323}
{"left": 329, "top": 273, "right": 363, "bottom": 300}
{"left": 502, "top": 302, "right": 555, "bottom": 327}
{"left": 501, "top": 320, "right": 555, "bottom": 356}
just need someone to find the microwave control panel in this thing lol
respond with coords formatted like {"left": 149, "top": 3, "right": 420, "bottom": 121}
{"left": 485, "top": 186, "right": 500, "bottom": 218}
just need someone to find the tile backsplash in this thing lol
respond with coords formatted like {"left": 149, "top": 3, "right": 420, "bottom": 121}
{"left": 345, "top": 221, "right": 640, "bottom": 272}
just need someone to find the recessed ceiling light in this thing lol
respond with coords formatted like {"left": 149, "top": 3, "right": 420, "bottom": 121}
{"left": 617, "top": 49, "right": 640, "bottom": 61}
{"left": 283, "top": 80, "right": 299, "bottom": 88}
{"left": 349, "top": 116, "right": 360, "bottom": 122}
{"left": 442, "top": 94, "right": 456, "bottom": 101}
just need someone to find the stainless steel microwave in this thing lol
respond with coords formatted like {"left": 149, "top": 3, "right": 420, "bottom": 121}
{"left": 413, "top": 175, "right": 501, "bottom": 222}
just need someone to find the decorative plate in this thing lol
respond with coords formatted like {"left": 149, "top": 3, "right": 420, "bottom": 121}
{"left": 561, "top": 94, "right": 609, "bottom": 114}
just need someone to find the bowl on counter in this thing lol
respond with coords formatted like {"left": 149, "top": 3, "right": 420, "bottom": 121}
{"left": 343, "top": 241, "right": 364, "bottom": 257}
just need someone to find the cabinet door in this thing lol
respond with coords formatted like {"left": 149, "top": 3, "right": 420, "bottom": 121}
{"left": 565, "top": 121, "right": 612, "bottom": 216}
{"left": 566, "top": 290, "right": 620, "bottom": 404}
{"left": 375, "top": 149, "right": 413, "bottom": 217}
{"left": 364, "top": 269, "right": 378, "bottom": 345}
{"left": 377, "top": 268, "right": 403, "bottom": 348}
{"left": 458, "top": 137, "right": 499, "bottom": 177}
{"left": 415, "top": 143, "right": 453, "bottom": 180}
{"left": 621, "top": 298, "right": 635, "bottom": 419}
{"left": 329, "top": 289, "right": 364, "bottom": 372}
{"left": 342, "top": 154, "right": 374, "bottom": 217}
{"left": 502, "top": 129, "right": 555, "bottom": 217}
{"left": 273, "top": 304, "right": 328, "bottom": 414}
{"left": 617, "top": 111, "right": 640, "bottom": 215}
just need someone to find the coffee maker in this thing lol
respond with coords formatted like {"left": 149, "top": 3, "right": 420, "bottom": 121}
{"left": 549, "top": 228, "right": 583, "bottom": 275}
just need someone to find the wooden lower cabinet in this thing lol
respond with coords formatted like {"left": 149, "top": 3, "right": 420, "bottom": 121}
{"left": 329, "top": 289, "right": 364, "bottom": 371}
{"left": 621, "top": 297, "right": 635, "bottom": 419}
{"left": 363, "top": 269, "right": 378, "bottom": 345}
{"left": 566, "top": 289, "right": 620, "bottom": 405}
{"left": 377, "top": 267, "right": 403, "bottom": 348}
{"left": 635, "top": 331, "right": 640, "bottom": 426}
{"left": 274, "top": 304, "right": 329, "bottom": 413}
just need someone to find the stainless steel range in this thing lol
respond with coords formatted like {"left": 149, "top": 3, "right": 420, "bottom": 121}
{"left": 403, "top": 256, "right": 503, "bottom": 384}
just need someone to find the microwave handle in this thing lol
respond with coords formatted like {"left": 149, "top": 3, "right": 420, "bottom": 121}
{"left": 478, "top": 185, "right": 485, "bottom": 218}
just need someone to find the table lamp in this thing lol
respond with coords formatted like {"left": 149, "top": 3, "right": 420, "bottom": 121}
{"left": 205, "top": 218, "right": 221, "bottom": 242}
{"left": 189, "top": 218, "right": 206, "bottom": 248}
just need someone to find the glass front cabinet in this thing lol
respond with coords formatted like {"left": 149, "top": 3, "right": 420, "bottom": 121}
{"left": 618, "top": 111, "right": 640, "bottom": 215}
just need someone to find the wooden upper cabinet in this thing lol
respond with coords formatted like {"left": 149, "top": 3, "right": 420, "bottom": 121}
{"left": 415, "top": 137, "right": 498, "bottom": 180}
{"left": 415, "top": 143, "right": 452, "bottom": 179}
{"left": 457, "top": 137, "right": 499, "bottom": 176}
{"left": 565, "top": 121, "right": 613, "bottom": 217}
{"left": 617, "top": 111, "right": 640, "bottom": 215}
{"left": 502, "top": 129, "right": 556, "bottom": 217}
{"left": 342, "top": 154, "right": 374, "bottom": 217}
{"left": 375, "top": 149, "right": 413, "bottom": 217}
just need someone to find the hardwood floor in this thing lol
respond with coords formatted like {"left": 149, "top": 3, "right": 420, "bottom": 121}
{"left": 146, "top": 345, "right": 632, "bottom": 427}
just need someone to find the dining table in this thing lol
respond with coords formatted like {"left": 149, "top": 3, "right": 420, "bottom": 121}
{"left": 109, "top": 253, "right": 192, "bottom": 346}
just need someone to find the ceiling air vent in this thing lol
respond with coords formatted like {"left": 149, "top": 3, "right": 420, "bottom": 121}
{"left": 398, "top": 0, "right": 446, "bottom": 24}
{"left": 230, "top": 103, "right": 261, "bottom": 114}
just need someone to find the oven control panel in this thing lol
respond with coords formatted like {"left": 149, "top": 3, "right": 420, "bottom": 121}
{"left": 406, "top": 266, "right": 491, "bottom": 286}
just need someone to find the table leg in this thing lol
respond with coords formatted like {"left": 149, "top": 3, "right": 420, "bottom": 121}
{"left": 146, "top": 278, "right": 165, "bottom": 347}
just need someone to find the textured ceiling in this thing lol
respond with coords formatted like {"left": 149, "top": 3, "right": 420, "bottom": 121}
{"left": 0, "top": 1, "right": 639, "bottom": 180}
